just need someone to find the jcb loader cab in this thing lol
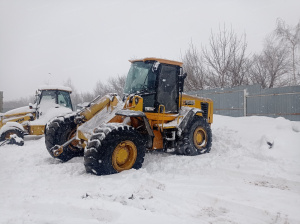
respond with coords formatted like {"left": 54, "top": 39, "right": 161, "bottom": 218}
{"left": 0, "top": 86, "right": 73, "bottom": 146}
{"left": 45, "top": 58, "right": 213, "bottom": 175}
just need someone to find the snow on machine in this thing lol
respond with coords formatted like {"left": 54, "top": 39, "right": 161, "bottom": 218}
{"left": 0, "top": 86, "right": 73, "bottom": 146}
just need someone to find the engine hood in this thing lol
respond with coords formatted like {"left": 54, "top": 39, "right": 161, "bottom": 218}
{"left": 1, "top": 106, "right": 35, "bottom": 119}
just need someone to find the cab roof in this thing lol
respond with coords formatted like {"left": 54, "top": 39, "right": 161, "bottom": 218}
{"left": 129, "top": 57, "right": 183, "bottom": 67}
{"left": 38, "top": 85, "right": 72, "bottom": 93}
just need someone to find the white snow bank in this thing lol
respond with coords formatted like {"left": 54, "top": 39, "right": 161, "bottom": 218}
{"left": 0, "top": 115, "right": 299, "bottom": 224}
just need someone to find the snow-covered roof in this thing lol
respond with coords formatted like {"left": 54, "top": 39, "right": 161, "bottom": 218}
{"left": 129, "top": 57, "right": 183, "bottom": 67}
{"left": 38, "top": 85, "right": 72, "bottom": 92}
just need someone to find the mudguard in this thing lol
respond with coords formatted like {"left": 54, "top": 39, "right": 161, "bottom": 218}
{"left": 178, "top": 108, "right": 204, "bottom": 136}
{"left": 0, "top": 122, "right": 25, "bottom": 135}
{"left": 116, "top": 109, "right": 154, "bottom": 149}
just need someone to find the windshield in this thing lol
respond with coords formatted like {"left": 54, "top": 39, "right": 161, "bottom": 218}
{"left": 39, "top": 90, "right": 73, "bottom": 110}
{"left": 124, "top": 61, "right": 157, "bottom": 94}
{"left": 39, "top": 90, "right": 56, "bottom": 105}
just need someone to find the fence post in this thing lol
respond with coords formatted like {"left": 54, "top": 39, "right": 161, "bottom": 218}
{"left": 243, "top": 89, "right": 247, "bottom": 117}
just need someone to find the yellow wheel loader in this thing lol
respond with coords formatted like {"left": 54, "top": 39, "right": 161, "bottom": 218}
{"left": 0, "top": 86, "right": 73, "bottom": 146}
{"left": 45, "top": 58, "right": 213, "bottom": 175}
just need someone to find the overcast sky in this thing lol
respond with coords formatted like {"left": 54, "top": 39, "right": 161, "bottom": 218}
{"left": 0, "top": 0, "right": 299, "bottom": 101}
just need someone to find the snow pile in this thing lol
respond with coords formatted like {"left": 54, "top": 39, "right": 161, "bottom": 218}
{"left": 0, "top": 115, "right": 299, "bottom": 224}
{"left": 30, "top": 106, "right": 72, "bottom": 126}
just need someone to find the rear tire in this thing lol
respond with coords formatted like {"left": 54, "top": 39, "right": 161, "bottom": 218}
{"left": 84, "top": 123, "right": 145, "bottom": 176}
{"left": 0, "top": 128, "right": 24, "bottom": 146}
{"left": 45, "top": 116, "right": 83, "bottom": 161}
{"left": 176, "top": 116, "right": 212, "bottom": 156}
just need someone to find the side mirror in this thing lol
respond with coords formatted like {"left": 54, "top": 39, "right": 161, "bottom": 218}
{"left": 179, "top": 73, "right": 187, "bottom": 92}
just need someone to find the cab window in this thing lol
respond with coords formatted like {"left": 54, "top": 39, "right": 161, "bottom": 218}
{"left": 57, "top": 91, "right": 73, "bottom": 110}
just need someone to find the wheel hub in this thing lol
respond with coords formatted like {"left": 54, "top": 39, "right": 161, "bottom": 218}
{"left": 112, "top": 140, "right": 137, "bottom": 172}
{"left": 193, "top": 127, "right": 207, "bottom": 149}
{"left": 116, "top": 147, "right": 129, "bottom": 165}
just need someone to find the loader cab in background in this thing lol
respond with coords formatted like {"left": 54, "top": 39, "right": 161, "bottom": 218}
{"left": 0, "top": 85, "right": 74, "bottom": 146}
{"left": 123, "top": 58, "right": 183, "bottom": 114}
{"left": 33, "top": 87, "right": 73, "bottom": 119}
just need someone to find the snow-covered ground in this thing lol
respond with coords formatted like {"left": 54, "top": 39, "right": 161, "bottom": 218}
{"left": 1, "top": 115, "right": 300, "bottom": 224}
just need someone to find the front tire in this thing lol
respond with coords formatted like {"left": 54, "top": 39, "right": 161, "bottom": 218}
{"left": 45, "top": 116, "right": 83, "bottom": 161}
{"left": 84, "top": 123, "right": 146, "bottom": 176}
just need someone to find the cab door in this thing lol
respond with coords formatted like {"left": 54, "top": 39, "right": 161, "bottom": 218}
{"left": 156, "top": 64, "right": 179, "bottom": 113}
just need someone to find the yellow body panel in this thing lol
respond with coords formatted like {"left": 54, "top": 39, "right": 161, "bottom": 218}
{"left": 152, "top": 130, "right": 164, "bottom": 150}
{"left": 0, "top": 111, "right": 46, "bottom": 136}
{"left": 124, "top": 95, "right": 143, "bottom": 112}
{"left": 80, "top": 95, "right": 120, "bottom": 122}
{"left": 29, "top": 125, "right": 45, "bottom": 135}
{"left": 2, "top": 111, "right": 34, "bottom": 120}
{"left": 0, "top": 113, "right": 34, "bottom": 129}
{"left": 81, "top": 96, "right": 110, "bottom": 121}
{"left": 145, "top": 112, "right": 177, "bottom": 122}
{"left": 117, "top": 92, "right": 213, "bottom": 150}
{"left": 181, "top": 94, "right": 213, "bottom": 124}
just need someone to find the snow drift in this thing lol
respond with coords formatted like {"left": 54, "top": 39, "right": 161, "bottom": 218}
{"left": 0, "top": 115, "right": 299, "bottom": 224}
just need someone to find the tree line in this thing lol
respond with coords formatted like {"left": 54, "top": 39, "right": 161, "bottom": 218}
{"left": 182, "top": 18, "right": 300, "bottom": 91}
{"left": 3, "top": 18, "right": 299, "bottom": 111}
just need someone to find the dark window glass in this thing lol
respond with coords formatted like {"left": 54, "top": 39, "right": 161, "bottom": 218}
{"left": 58, "top": 91, "right": 73, "bottom": 110}
{"left": 157, "top": 65, "right": 178, "bottom": 113}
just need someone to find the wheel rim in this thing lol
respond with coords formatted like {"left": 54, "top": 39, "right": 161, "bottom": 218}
{"left": 112, "top": 140, "right": 137, "bottom": 172}
{"left": 193, "top": 127, "right": 207, "bottom": 149}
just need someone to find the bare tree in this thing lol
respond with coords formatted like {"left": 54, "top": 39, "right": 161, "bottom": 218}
{"left": 79, "top": 92, "right": 95, "bottom": 103}
{"left": 250, "top": 36, "right": 291, "bottom": 88}
{"left": 3, "top": 96, "right": 35, "bottom": 112}
{"left": 202, "top": 25, "right": 250, "bottom": 88}
{"left": 93, "top": 75, "right": 126, "bottom": 98}
{"left": 249, "top": 54, "right": 269, "bottom": 88}
{"left": 107, "top": 75, "right": 126, "bottom": 97}
{"left": 275, "top": 18, "right": 300, "bottom": 84}
{"left": 93, "top": 80, "right": 110, "bottom": 98}
{"left": 182, "top": 42, "right": 207, "bottom": 91}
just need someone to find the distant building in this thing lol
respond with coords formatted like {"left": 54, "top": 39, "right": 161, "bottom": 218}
{"left": 0, "top": 91, "right": 3, "bottom": 113}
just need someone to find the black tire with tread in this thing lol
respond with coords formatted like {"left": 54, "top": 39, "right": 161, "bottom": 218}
{"left": 84, "top": 123, "right": 146, "bottom": 176}
{"left": 176, "top": 116, "right": 212, "bottom": 156}
{"left": 45, "top": 116, "right": 83, "bottom": 161}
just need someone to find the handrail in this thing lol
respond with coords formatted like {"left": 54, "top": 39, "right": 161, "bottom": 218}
{"left": 158, "top": 105, "right": 165, "bottom": 131}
